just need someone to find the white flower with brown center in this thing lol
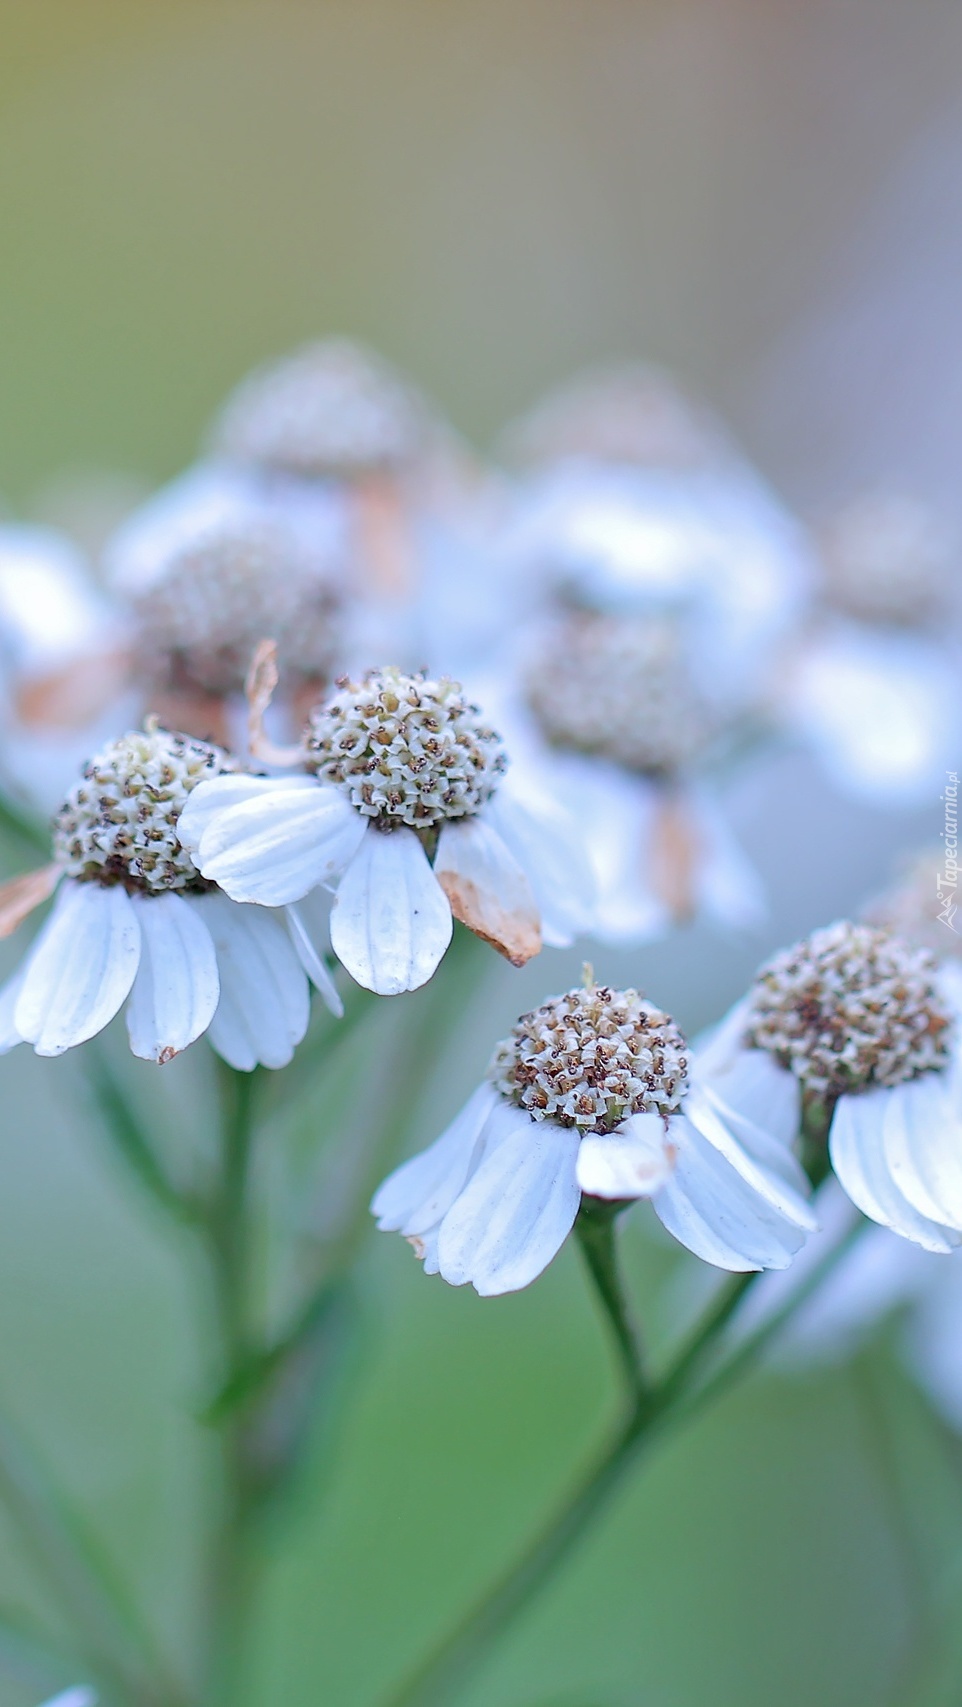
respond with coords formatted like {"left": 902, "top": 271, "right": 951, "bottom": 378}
{"left": 700, "top": 921, "right": 962, "bottom": 1252}
{"left": 178, "top": 658, "right": 594, "bottom": 996}
{"left": 499, "top": 608, "right": 765, "bottom": 941}
{"left": 106, "top": 465, "right": 343, "bottom": 737}
{"left": 0, "top": 727, "right": 331, "bottom": 1066}
{"left": 371, "top": 977, "right": 815, "bottom": 1295}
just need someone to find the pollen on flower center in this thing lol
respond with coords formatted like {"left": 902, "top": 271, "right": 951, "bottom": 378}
{"left": 490, "top": 983, "right": 689, "bottom": 1133}
{"left": 527, "top": 611, "right": 712, "bottom": 775}
{"left": 53, "top": 727, "right": 238, "bottom": 893}
{"left": 745, "top": 920, "right": 952, "bottom": 1099}
{"left": 303, "top": 668, "right": 507, "bottom": 828}
{"left": 133, "top": 517, "right": 341, "bottom": 697}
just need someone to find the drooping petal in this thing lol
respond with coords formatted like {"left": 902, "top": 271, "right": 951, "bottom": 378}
{"left": 434, "top": 815, "right": 540, "bottom": 966}
{"left": 652, "top": 1112, "right": 812, "bottom": 1270}
{"left": 696, "top": 1009, "right": 801, "bottom": 1151}
{"left": 189, "top": 782, "right": 366, "bottom": 906}
{"left": 486, "top": 785, "right": 596, "bottom": 946}
{"left": 330, "top": 825, "right": 452, "bottom": 995}
{"left": 284, "top": 899, "right": 343, "bottom": 1017}
{"left": 880, "top": 1071, "right": 962, "bottom": 1233}
{"left": 372, "top": 1083, "right": 499, "bottom": 1233}
{"left": 0, "top": 970, "right": 25, "bottom": 1054}
{"left": 125, "top": 892, "right": 220, "bottom": 1062}
{"left": 191, "top": 891, "right": 310, "bottom": 1070}
{"left": 829, "top": 1089, "right": 961, "bottom": 1252}
{"left": 683, "top": 1084, "right": 815, "bottom": 1225}
{"left": 576, "top": 1112, "right": 675, "bottom": 1199}
{"left": 14, "top": 882, "right": 141, "bottom": 1056}
{"left": 437, "top": 1106, "right": 581, "bottom": 1296}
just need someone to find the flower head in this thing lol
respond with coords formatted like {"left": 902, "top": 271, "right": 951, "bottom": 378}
{"left": 526, "top": 611, "right": 712, "bottom": 776}
{"left": 700, "top": 921, "right": 962, "bottom": 1254}
{"left": 303, "top": 667, "right": 506, "bottom": 826}
{"left": 745, "top": 921, "right": 952, "bottom": 1100}
{"left": 372, "top": 976, "right": 815, "bottom": 1295}
{"left": 211, "top": 339, "right": 432, "bottom": 480}
{"left": 0, "top": 725, "right": 324, "bottom": 1064}
{"left": 130, "top": 510, "right": 341, "bottom": 700}
{"left": 179, "top": 660, "right": 594, "bottom": 995}
{"left": 491, "top": 984, "right": 687, "bottom": 1130}
{"left": 822, "top": 492, "right": 953, "bottom": 628}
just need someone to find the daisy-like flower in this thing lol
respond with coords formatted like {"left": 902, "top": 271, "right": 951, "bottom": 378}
{"left": 372, "top": 976, "right": 815, "bottom": 1295}
{"left": 179, "top": 657, "right": 594, "bottom": 996}
{"left": 494, "top": 607, "right": 765, "bottom": 941}
{"left": 0, "top": 726, "right": 324, "bottom": 1066}
{"left": 776, "top": 492, "right": 960, "bottom": 806}
{"left": 700, "top": 921, "right": 962, "bottom": 1252}
{"left": 208, "top": 339, "right": 499, "bottom": 673}
{"left": 105, "top": 465, "right": 344, "bottom": 744}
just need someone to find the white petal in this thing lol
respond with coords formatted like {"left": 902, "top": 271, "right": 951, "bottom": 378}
{"left": 652, "top": 1113, "right": 812, "bottom": 1271}
{"left": 881, "top": 1071, "right": 962, "bottom": 1231}
{"left": 434, "top": 815, "right": 540, "bottom": 966}
{"left": 330, "top": 826, "right": 452, "bottom": 995}
{"left": 39, "top": 1692, "right": 97, "bottom": 1707}
{"left": 694, "top": 1025, "right": 807, "bottom": 1195}
{"left": 829, "top": 1089, "right": 961, "bottom": 1251}
{"left": 192, "top": 784, "right": 366, "bottom": 906}
{"left": 124, "top": 892, "right": 220, "bottom": 1062}
{"left": 191, "top": 892, "right": 310, "bottom": 1070}
{"left": 372, "top": 1083, "right": 499, "bottom": 1233}
{"left": 684, "top": 1083, "right": 815, "bottom": 1223}
{"left": 576, "top": 1112, "right": 675, "bottom": 1200}
{"left": 284, "top": 899, "right": 343, "bottom": 1018}
{"left": 15, "top": 882, "right": 141, "bottom": 1056}
{"left": 486, "top": 785, "right": 596, "bottom": 945}
{"left": 0, "top": 970, "right": 25, "bottom": 1054}
{"left": 437, "top": 1106, "right": 581, "bottom": 1296}
{"left": 176, "top": 772, "right": 317, "bottom": 850}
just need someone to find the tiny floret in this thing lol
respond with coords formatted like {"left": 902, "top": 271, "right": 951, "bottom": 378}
{"left": 490, "top": 982, "right": 689, "bottom": 1132}
{"left": 527, "top": 612, "right": 712, "bottom": 775}
{"left": 304, "top": 668, "right": 507, "bottom": 827}
{"left": 745, "top": 920, "right": 952, "bottom": 1098}
{"left": 53, "top": 727, "right": 238, "bottom": 893}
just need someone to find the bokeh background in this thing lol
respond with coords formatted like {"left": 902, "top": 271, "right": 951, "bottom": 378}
{"left": 0, "top": 4, "right": 961, "bottom": 1703}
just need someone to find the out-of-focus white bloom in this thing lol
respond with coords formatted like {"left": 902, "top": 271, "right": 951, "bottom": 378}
{"left": 208, "top": 338, "right": 497, "bottom": 672}
{"left": 776, "top": 491, "right": 961, "bottom": 806}
{"left": 105, "top": 463, "right": 344, "bottom": 742}
{"left": 489, "top": 608, "right": 766, "bottom": 943}
{"left": 372, "top": 976, "right": 815, "bottom": 1296}
{"left": 37, "top": 1691, "right": 97, "bottom": 1707}
{"left": 180, "top": 661, "right": 594, "bottom": 996}
{"left": 500, "top": 363, "right": 816, "bottom": 716}
{"left": 701, "top": 921, "right": 962, "bottom": 1252}
{"left": 0, "top": 524, "right": 134, "bottom": 812}
{"left": 0, "top": 727, "right": 330, "bottom": 1065}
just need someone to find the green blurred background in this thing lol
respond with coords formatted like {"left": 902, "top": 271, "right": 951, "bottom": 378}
{"left": 0, "top": 4, "right": 960, "bottom": 1703}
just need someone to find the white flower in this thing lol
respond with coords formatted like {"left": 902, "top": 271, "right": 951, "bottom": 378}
{"left": 701, "top": 921, "right": 962, "bottom": 1252}
{"left": 37, "top": 1691, "right": 96, "bottom": 1707}
{"left": 775, "top": 493, "right": 960, "bottom": 807}
{"left": 372, "top": 979, "right": 816, "bottom": 1296}
{"left": 106, "top": 464, "right": 343, "bottom": 712}
{"left": 179, "top": 664, "right": 595, "bottom": 996}
{"left": 0, "top": 727, "right": 331, "bottom": 1067}
{"left": 487, "top": 609, "right": 766, "bottom": 943}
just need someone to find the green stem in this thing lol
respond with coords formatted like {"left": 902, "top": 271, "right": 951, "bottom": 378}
{"left": 83, "top": 1043, "right": 201, "bottom": 1226}
{"left": 383, "top": 1215, "right": 874, "bottom": 1707}
{"left": 203, "top": 1065, "right": 261, "bottom": 1707}
{"left": 574, "top": 1204, "right": 650, "bottom": 1410}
